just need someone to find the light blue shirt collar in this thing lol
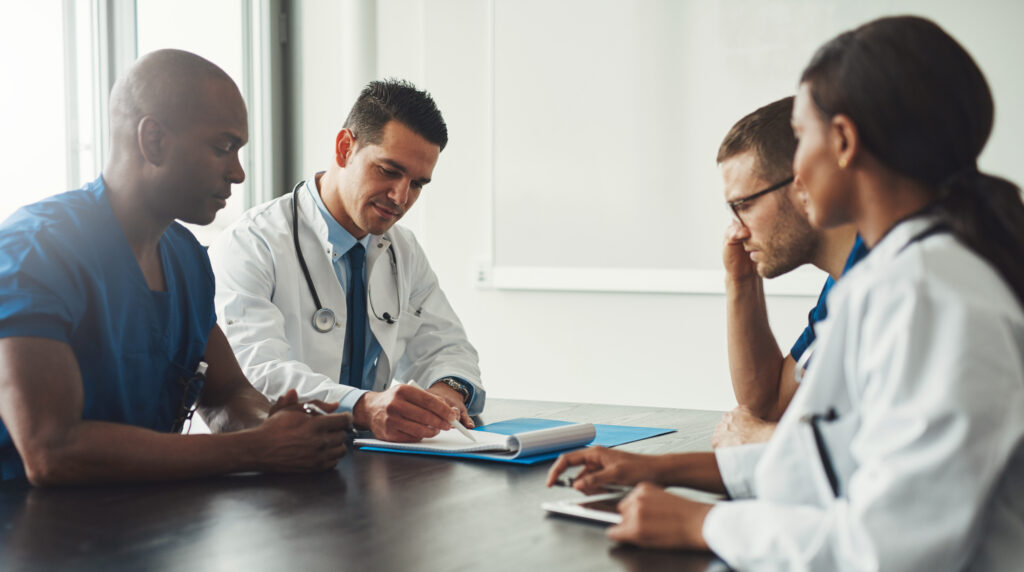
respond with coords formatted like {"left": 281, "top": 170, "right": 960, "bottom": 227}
{"left": 304, "top": 173, "right": 372, "bottom": 256}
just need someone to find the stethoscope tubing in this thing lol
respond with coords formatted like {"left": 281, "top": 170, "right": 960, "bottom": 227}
{"left": 291, "top": 182, "right": 400, "bottom": 333}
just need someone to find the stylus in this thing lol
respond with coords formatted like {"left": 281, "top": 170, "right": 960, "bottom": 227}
{"left": 407, "top": 380, "right": 477, "bottom": 442}
{"left": 555, "top": 476, "right": 633, "bottom": 493}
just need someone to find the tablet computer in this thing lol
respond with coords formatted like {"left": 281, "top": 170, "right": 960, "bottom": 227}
{"left": 541, "top": 491, "right": 626, "bottom": 524}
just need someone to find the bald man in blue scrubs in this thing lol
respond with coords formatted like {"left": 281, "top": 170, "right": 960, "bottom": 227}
{"left": 0, "top": 49, "right": 352, "bottom": 485}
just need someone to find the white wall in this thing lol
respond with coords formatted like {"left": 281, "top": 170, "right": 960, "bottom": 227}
{"left": 288, "top": 0, "right": 1024, "bottom": 411}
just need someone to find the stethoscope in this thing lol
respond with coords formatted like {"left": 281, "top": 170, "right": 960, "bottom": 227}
{"left": 800, "top": 218, "right": 950, "bottom": 499}
{"left": 291, "top": 182, "right": 401, "bottom": 333}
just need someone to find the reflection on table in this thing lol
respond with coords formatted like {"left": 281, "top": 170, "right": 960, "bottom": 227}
{"left": 0, "top": 399, "right": 726, "bottom": 571}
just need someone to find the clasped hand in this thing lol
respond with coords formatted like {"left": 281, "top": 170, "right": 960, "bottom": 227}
{"left": 257, "top": 389, "right": 352, "bottom": 473}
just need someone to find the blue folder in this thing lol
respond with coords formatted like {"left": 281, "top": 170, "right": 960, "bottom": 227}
{"left": 357, "top": 417, "right": 676, "bottom": 465}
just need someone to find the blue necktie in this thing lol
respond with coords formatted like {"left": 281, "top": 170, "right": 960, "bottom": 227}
{"left": 346, "top": 243, "right": 366, "bottom": 388}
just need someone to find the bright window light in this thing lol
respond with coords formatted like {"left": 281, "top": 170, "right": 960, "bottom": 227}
{"left": 136, "top": 0, "right": 250, "bottom": 245}
{"left": 0, "top": 3, "right": 69, "bottom": 222}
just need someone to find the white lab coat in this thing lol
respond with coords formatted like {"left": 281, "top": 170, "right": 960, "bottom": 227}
{"left": 207, "top": 181, "right": 485, "bottom": 414}
{"left": 705, "top": 216, "right": 1024, "bottom": 570}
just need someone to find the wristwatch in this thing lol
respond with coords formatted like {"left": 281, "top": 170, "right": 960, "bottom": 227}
{"left": 437, "top": 377, "right": 471, "bottom": 404}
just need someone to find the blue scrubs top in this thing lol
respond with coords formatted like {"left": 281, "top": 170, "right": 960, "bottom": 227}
{"left": 790, "top": 235, "right": 869, "bottom": 363}
{"left": 0, "top": 176, "right": 216, "bottom": 480}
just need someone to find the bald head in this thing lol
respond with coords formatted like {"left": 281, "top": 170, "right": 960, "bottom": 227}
{"left": 108, "top": 49, "right": 242, "bottom": 160}
{"left": 103, "top": 49, "right": 248, "bottom": 228}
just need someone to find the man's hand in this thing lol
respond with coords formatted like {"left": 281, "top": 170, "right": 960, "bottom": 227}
{"left": 352, "top": 384, "right": 459, "bottom": 442}
{"left": 267, "top": 389, "right": 339, "bottom": 418}
{"left": 723, "top": 220, "right": 758, "bottom": 281}
{"left": 546, "top": 447, "right": 667, "bottom": 495}
{"left": 711, "top": 406, "right": 777, "bottom": 448}
{"left": 251, "top": 397, "right": 352, "bottom": 473}
{"left": 427, "top": 382, "right": 474, "bottom": 428}
{"left": 607, "top": 483, "right": 712, "bottom": 550}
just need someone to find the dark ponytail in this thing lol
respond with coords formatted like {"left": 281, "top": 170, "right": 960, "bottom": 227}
{"left": 933, "top": 171, "right": 1024, "bottom": 307}
{"left": 800, "top": 16, "right": 1024, "bottom": 307}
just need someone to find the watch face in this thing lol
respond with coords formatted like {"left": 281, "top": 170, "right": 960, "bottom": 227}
{"left": 442, "top": 378, "right": 470, "bottom": 403}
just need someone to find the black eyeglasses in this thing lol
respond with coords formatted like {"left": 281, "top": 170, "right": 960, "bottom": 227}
{"left": 171, "top": 361, "right": 207, "bottom": 434}
{"left": 726, "top": 176, "right": 794, "bottom": 226}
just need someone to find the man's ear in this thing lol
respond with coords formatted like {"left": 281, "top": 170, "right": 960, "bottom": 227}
{"left": 137, "top": 116, "right": 167, "bottom": 166}
{"left": 335, "top": 128, "right": 356, "bottom": 167}
{"left": 830, "top": 114, "right": 860, "bottom": 169}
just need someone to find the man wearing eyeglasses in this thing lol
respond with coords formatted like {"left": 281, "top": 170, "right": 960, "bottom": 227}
{"left": 0, "top": 50, "right": 352, "bottom": 485}
{"left": 713, "top": 97, "right": 868, "bottom": 447}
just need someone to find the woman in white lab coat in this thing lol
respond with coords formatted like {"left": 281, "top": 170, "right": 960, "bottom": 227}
{"left": 547, "top": 16, "right": 1024, "bottom": 570}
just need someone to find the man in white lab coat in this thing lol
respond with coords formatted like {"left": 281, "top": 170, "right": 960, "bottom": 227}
{"left": 209, "top": 79, "right": 484, "bottom": 443}
{"left": 713, "top": 97, "right": 867, "bottom": 447}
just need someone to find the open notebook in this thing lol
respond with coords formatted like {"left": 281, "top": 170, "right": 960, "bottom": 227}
{"left": 354, "top": 422, "right": 597, "bottom": 460}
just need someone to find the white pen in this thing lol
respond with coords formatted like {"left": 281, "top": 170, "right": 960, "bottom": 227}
{"left": 407, "top": 380, "right": 477, "bottom": 442}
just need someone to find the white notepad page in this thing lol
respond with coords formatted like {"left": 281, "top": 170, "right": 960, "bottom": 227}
{"left": 354, "top": 423, "right": 596, "bottom": 459}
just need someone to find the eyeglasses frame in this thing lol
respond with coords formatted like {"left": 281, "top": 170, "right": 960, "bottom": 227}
{"left": 727, "top": 175, "right": 795, "bottom": 225}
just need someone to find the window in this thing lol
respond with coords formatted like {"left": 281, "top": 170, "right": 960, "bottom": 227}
{"left": 136, "top": 0, "right": 252, "bottom": 244}
{"left": 0, "top": 1, "right": 277, "bottom": 244}
{"left": 0, "top": 2, "right": 99, "bottom": 222}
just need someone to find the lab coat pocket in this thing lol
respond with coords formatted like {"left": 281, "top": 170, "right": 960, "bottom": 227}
{"left": 391, "top": 310, "right": 425, "bottom": 360}
{"left": 799, "top": 409, "right": 860, "bottom": 504}
{"left": 817, "top": 411, "right": 859, "bottom": 494}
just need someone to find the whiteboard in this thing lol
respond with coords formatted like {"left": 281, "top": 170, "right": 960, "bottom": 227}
{"left": 488, "top": 0, "right": 1024, "bottom": 294}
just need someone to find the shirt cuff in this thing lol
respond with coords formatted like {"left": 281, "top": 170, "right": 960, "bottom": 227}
{"left": 337, "top": 388, "right": 369, "bottom": 412}
{"left": 715, "top": 442, "right": 767, "bottom": 499}
{"left": 702, "top": 500, "right": 752, "bottom": 567}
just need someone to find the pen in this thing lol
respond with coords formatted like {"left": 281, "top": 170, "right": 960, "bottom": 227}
{"left": 554, "top": 475, "right": 633, "bottom": 493}
{"left": 407, "top": 380, "right": 477, "bottom": 442}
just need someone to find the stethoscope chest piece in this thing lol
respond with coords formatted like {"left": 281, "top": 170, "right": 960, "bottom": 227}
{"left": 312, "top": 307, "right": 337, "bottom": 333}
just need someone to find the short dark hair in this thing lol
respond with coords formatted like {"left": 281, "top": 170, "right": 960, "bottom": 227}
{"left": 716, "top": 96, "right": 796, "bottom": 184}
{"left": 343, "top": 78, "right": 448, "bottom": 151}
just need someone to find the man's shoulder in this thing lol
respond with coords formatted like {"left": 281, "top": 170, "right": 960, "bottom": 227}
{"left": 386, "top": 224, "right": 424, "bottom": 252}
{"left": 163, "top": 222, "right": 212, "bottom": 265}
{"left": 0, "top": 186, "right": 105, "bottom": 251}
{"left": 234, "top": 193, "right": 295, "bottom": 234}
{"left": 209, "top": 194, "right": 292, "bottom": 253}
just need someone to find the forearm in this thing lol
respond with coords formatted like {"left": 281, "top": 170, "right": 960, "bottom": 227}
{"left": 198, "top": 324, "right": 274, "bottom": 433}
{"left": 725, "top": 275, "right": 785, "bottom": 418}
{"left": 199, "top": 384, "right": 270, "bottom": 433}
{"left": 21, "top": 420, "right": 262, "bottom": 486}
{"left": 653, "top": 452, "right": 727, "bottom": 494}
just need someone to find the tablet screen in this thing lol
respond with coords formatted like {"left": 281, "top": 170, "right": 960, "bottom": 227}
{"left": 541, "top": 492, "right": 626, "bottom": 524}
{"left": 578, "top": 497, "right": 621, "bottom": 514}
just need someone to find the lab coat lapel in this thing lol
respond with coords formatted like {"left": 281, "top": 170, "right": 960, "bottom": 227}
{"left": 297, "top": 186, "right": 349, "bottom": 327}
{"left": 367, "top": 234, "right": 400, "bottom": 379}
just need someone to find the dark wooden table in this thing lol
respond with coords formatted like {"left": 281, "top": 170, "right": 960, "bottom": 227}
{"left": 0, "top": 399, "right": 727, "bottom": 571}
